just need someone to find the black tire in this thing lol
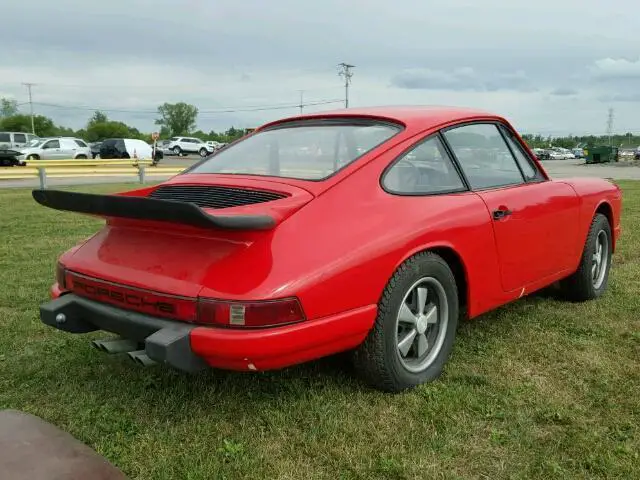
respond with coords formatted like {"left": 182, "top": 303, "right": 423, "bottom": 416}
{"left": 172, "top": 146, "right": 182, "bottom": 156}
{"left": 199, "top": 148, "right": 208, "bottom": 158}
{"left": 76, "top": 154, "right": 87, "bottom": 159}
{"left": 559, "top": 213, "right": 612, "bottom": 301}
{"left": 26, "top": 154, "right": 39, "bottom": 160}
{"left": 353, "top": 251, "right": 459, "bottom": 392}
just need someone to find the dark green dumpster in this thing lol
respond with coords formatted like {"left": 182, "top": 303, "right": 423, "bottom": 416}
{"left": 584, "top": 145, "right": 619, "bottom": 164}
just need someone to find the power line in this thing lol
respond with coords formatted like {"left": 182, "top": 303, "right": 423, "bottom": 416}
{"left": 29, "top": 99, "right": 343, "bottom": 115}
{"left": 298, "top": 90, "right": 304, "bottom": 115}
{"left": 337, "top": 63, "right": 355, "bottom": 108}
{"left": 22, "top": 82, "right": 36, "bottom": 134}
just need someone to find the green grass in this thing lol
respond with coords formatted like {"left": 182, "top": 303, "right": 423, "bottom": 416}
{"left": 1, "top": 181, "right": 639, "bottom": 480}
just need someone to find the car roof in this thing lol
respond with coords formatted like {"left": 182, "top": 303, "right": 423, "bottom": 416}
{"left": 258, "top": 106, "right": 505, "bottom": 131}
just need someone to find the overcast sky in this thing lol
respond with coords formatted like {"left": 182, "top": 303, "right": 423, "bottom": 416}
{"left": 1, "top": 0, "right": 638, "bottom": 136}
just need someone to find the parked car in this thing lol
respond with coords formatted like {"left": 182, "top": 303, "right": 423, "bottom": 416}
{"left": 89, "top": 142, "right": 102, "bottom": 159}
{"left": 0, "top": 131, "right": 40, "bottom": 150}
{"left": 572, "top": 148, "right": 585, "bottom": 159}
{"left": 99, "top": 138, "right": 162, "bottom": 162}
{"left": 34, "top": 106, "right": 622, "bottom": 392}
{"left": 17, "top": 137, "right": 92, "bottom": 161}
{"left": 532, "top": 148, "right": 550, "bottom": 160}
{"left": 0, "top": 147, "right": 22, "bottom": 166}
{"left": 167, "top": 137, "right": 214, "bottom": 157}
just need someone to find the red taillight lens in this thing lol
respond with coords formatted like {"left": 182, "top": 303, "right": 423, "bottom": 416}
{"left": 197, "top": 298, "right": 305, "bottom": 328}
{"left": 56, "top": 262, "right": 66, "bottom": 289}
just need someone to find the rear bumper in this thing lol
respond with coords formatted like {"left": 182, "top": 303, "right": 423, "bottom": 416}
{"left": 39, "top": 293, "right": 376, "bottom": 372}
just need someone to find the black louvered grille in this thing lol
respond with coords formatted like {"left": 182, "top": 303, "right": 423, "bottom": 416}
{"left": 148, "top": 185, "right": 287, "bottom": 209}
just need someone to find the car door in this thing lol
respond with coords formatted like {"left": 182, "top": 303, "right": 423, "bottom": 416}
{"left": 59, "top": 139, "right": 76, "bottom": 158}
{"left": 41, "top": 139, "right": 63, "bottom": 159}
{"left": 442, "top": 122, "right": 580, "bottom": 293}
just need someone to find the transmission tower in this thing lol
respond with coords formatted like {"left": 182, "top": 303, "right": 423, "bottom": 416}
{"left": 606, "top": 107, "right": 614, "bottom": 146}
{"left": 337, "top": 63, "right": 355, "bottom": 108}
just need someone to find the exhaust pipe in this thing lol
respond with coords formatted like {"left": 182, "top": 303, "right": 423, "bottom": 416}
{"left": 91, "top": 338, "right": 140, "bottom": 354}
{"left": 127, "top": 350, "right": 157, "bottom": 367}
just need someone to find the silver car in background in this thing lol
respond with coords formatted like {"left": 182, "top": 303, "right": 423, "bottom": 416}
{"left": 17, "top": 137, "right": 92, "bottom": 161}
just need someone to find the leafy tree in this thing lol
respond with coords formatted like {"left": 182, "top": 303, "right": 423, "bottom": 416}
{"left": 88, "top": 110, "right": 108, "bottom": 126}
{"left": 155, "top": 102, "right": 198, "bottom": 136}
{"left": 86, "top": 120, "right": 141, "bottom": 142}
{"left": 0, "top": 114, "right": 57, "bottom": 136}
{"left": 0, "top": 97, "right": 18, "bottom": 118}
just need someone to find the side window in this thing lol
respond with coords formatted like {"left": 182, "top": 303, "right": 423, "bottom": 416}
{"left": 443, "top": 123, "right": 524, "bottom": 190}
{"left": 14, "top": 133, "right": 26, "bottom": 143}
{"left": 0, "top": 133, "right": 10, "bottom": 142}
{"left": 43, "top": 140, "right": 60, "bottom": 149}
{"left": 499, "top": 126, "right": 539, "bottom": 181}
{"left": 383, "top": 135, "right": 465, "bottom": 194}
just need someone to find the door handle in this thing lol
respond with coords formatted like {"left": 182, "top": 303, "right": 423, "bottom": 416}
{"left": 492, "top": 208, "right": 512, "bottom": 220}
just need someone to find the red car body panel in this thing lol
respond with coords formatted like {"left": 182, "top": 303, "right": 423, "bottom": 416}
{"left": 45, "top": 106, "right": 623, "bottom": 372}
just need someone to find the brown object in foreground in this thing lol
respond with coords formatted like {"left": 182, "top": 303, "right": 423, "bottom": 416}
{"left": 0, "top": 409, "right": 128, "bottom": 480}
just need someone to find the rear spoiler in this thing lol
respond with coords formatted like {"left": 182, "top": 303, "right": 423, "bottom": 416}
{"left": 32, "top": 189, "right": 275, "bottom": 230}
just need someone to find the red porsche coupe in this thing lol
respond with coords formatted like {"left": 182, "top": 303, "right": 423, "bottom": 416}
{"left": 35, "top": 106, "right": 622, "bottom": 392}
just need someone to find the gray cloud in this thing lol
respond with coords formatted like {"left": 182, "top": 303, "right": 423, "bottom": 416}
{"left": 550, "top": 87, "right": 578, "bottom": 96}
{"left": 390, "top": 68, "right": 534, "bottom": 92}
{"left": 0, "top": 0, "right": 639, "bottom": 134}
{"left": 598, "top": 93, "right": 640, "bottom": 102}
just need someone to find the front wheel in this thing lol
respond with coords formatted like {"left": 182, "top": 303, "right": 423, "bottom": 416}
{"left": 559, "top": 213, "right": 612, "bottom": 301}
{"left": 353, "top": 252, "right": 459, "bottom": 392}
{"left": 172, "top": 146, "right": 182, "bottom": 156}
{"left": 199, "top": 148, "right": 208, "bottom": 158}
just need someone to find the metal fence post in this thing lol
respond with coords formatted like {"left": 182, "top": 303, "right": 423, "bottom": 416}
{"left": 138, "top": 165, "right": 146, "bottom": 184}
{"left": 37, "top": 167, "right": 47, "bottom": 189}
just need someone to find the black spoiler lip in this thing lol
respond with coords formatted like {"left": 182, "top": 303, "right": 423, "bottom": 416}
{"left": 31, "top": 189, "right": 276, "bottom": 230}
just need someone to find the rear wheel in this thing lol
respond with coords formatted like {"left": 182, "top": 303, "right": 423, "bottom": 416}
{"left": 76, "top": 154, "right": 87, "bottom": 159}
{"left": 353, "top": 252, "right": 459, "bottom": 392}
{"left": 559, "top": 213, "right": 612, "bottom": 301}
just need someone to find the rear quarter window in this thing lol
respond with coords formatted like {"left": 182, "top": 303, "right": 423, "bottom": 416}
{"left": 0, "top": 133, "right": 10, "bottom": 142}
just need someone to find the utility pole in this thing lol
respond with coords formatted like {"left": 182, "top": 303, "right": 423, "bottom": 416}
{"left": 337, "top": 63, "right": 355, "bottom": 108}
{"left": 298, "top": 90, "right": 304, "bottom": 114}
{"left": 606, "top": 107, "right": 614, "bottom": 146}
{"left": 22, "top": 82, "right": 36, "bottom": 134}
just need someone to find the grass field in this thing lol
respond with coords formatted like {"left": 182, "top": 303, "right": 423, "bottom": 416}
{"left": 0, "top": 182, "right": 638, "bottom": 480}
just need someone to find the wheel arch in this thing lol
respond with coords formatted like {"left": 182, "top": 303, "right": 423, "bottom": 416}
{"left": 395, "top": 244, "right": 469, "bottom": 319}
{"left": 594, "top": 200, "right": 615, "bottom": 251}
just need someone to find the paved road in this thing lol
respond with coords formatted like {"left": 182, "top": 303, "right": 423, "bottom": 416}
{"left": 539, "top": 159, "right": 640, "bottom": 180}
{"left": 2, "top": 158, "right": 639, "bottom": 189}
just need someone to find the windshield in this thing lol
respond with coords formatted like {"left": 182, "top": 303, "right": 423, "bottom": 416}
{"left": 187, "top": 120, "right": 401, "bottom": 180}
{"left": 29, "top": 139, "right": 44, "bottom": 147}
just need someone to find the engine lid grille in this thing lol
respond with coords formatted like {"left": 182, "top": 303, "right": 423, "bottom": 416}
{"left": 148, "top": 185, "right": 287, "bottom": 209}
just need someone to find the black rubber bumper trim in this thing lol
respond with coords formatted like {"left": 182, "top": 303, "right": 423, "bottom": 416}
{"left": 40, "top": 294, "right": 208, "bottom": 373}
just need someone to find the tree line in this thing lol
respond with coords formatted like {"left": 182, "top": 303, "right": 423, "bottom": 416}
{"left": 1, "top": 97, "right": 638, "bottom": 148}
{"left": 0, "top": 98, "right": 247, "bottom": 144}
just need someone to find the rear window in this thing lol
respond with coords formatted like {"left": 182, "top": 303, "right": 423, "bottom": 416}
{"left": 74, "top": 139, "right": 88, "bottom": 147}
{"left": 0, "top": 133, "right": 10, "bottom": 142}
{"left": 187, "top": 120, "right": 402, "bottom": 180}
{"left": 14, "top": 134, "right": 26, "bottom": 143}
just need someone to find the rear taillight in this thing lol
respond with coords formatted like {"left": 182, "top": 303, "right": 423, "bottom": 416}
{"left": 197, "top": 298, "right": 305, "bottom": 328}
{"left": 56, "top": 262, "right": 66, "bottom": 289}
